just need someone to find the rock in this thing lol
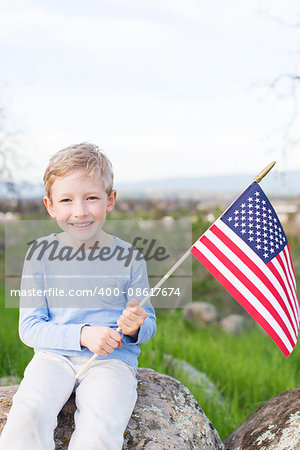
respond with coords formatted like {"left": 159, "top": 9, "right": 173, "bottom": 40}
{"left": 124, "top": 368, "right": 224, "bottom": 449}
{"left": 183, "top": 302, "right": 219, "bottom": 326}
{"left": 161, "top": 353, "right": 223, "bottom": 404}
{"left": 220, "top": 314, "right": 248, "bottom": 335}
{"left": 0, "top": 369, "right": 224, "bottom": 449}
{"left": 0, "top": 385, "right": 18, "bottom": 435}
{"left": 224, "top": 385, "right": 300, "bottom": 450}
{"left": 0, "top": 376, "right": 18, "bottom": 386}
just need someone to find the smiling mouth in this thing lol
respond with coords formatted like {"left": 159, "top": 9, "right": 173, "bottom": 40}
{"left": 69, "top": 222, "right": 94, "bottom": 229}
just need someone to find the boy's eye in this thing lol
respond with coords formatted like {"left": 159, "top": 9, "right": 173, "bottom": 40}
{"left": 60, "top": 199, "right": 71, "bottom": 203}
{"left": 87, "top": 196, "right": 98, "bottom": 200}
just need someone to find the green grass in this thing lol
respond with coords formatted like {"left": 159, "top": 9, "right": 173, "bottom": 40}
{"left": 0, "top": 286, "right": 33, "bottom": 378}
{"left": 1, "top": 285, "right": 299, "bottom": 441}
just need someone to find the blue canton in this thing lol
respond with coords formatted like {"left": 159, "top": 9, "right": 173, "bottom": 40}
{"left": 220, "top": 181, "right": 287, "bottom": 263}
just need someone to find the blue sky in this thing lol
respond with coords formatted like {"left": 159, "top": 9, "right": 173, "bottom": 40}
{"left": 1, "top": 0, "right": 300, "bottom": 184}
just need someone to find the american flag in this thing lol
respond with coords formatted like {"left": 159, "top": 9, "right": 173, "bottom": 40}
{"left": 191, "top": 181, "right": 300, "bottom": 357}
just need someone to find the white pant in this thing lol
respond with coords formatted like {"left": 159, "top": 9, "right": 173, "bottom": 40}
{"left": 0, "top": 351, "right": 137, "bottom": 450}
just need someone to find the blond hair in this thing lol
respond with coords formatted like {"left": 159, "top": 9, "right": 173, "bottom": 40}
{"left": 43, "top": 142, "right": 114, "bottom": 200}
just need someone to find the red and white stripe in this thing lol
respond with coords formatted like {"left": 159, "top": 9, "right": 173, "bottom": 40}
{"left": 191, "top": 219, "right": 300, "bottom": 357}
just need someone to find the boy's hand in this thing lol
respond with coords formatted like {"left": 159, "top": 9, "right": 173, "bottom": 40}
{"left": 117, "top": 299, "right": 147, "bottom": 339}
{"left": 80, "top": 326, "right": 122, "bottom": 355}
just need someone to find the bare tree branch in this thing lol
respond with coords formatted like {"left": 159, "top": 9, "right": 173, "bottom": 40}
{"left": 0, "top": 92, "right": 24, "bottom": 197}
{"left": 252, "top": 6, "right": 300, "bottom": 162}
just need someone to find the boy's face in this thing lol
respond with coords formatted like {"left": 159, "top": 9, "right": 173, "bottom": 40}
{"left": 43, "top": 170, "right": 116, "bottom": 246}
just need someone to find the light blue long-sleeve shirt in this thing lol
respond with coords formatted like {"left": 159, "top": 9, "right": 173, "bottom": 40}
{"left": 19, "top": 233, "right": 156, "bottom": 373}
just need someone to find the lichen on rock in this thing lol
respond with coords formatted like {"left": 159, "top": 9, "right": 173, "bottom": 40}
{"left": 224, "top": 385, "right": 300, "bottom": 450}
{"left": 123, "top": 368, "right": 224, "bottom": 449}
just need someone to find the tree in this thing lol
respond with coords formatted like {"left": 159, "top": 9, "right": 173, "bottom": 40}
{"left": 0, "top": 92, "right": 23, "bottom": 197}
{"left": 259, "top": 7, "right": 300, "bottom": 159}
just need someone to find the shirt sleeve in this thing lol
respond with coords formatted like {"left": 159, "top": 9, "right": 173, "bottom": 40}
{"left": 19, "top": 252, "right": 87, "bottom": 351}
{"left": 122, "top": 254, "right": 157, "bottom": 346}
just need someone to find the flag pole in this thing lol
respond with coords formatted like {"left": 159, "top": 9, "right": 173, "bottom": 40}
{"left": 254, "top": 161, "right": 276, "bottom": 183}
{"left": 75, "top": 161, "right": 276, "bottom": 379}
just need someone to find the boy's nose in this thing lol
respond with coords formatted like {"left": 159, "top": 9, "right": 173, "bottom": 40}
{"left": 73, "top": 201, "right": 88, "bottom": 218}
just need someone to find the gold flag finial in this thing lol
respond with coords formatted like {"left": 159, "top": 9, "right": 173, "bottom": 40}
{"left": 254, "top": 161, "right": 276, "bottom": 183}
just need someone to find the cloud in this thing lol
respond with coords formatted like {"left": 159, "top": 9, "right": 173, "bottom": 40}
{"left": 0, "top": 1, "right": 175, "bottom": 51}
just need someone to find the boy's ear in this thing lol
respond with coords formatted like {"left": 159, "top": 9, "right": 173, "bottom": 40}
{"left": 106, "top": 190, "right": 117, "bottom": 212}
{"left": 43, "top": 196, "right": 56, "bottom": 219}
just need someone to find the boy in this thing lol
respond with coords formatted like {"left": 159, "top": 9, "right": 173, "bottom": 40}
{"left": 0, "top": 143, "right": 156, "bottom": 450}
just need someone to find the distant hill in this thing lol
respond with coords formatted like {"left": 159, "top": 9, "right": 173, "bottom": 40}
{"left": 1, "top": 170, "right": 299, "bottom": 199}
{"left": 116, "top": 170, "right": 300, "bottom": 198}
